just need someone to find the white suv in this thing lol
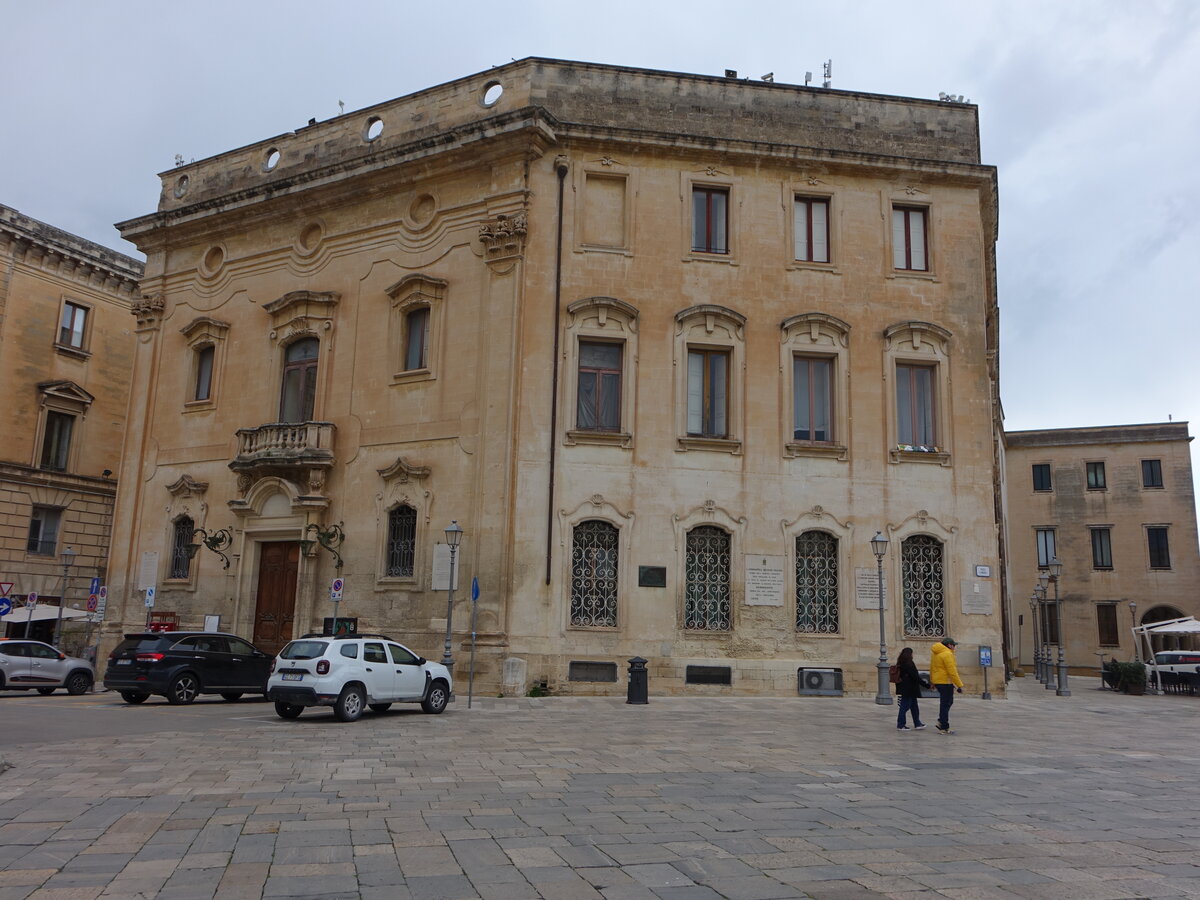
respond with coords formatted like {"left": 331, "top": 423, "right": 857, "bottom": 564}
{"left": 266, "top": 633, "right": 453, "bottom": 722}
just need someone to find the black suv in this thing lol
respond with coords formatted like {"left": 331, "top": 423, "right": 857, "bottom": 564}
{"left": 104, "top": 631, "right": 273, "bottom": 704}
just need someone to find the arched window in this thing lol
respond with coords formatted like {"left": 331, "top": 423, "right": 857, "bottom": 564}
{"left": 279, "top": 338, "right": 319, "bottom": 423}
{"left": 570, "top": 520, "right": 619, "bottom": 627}
{"left": 795, "top": 530, "right": 838, "bottom": 633}
{"left": 169, "top": 515, "right": 194, "bottom": 579}
{"left": 386, "top": 505, "right": 417, "bottom": 578}
{"left": 685, "top": 525, "right": 730, "bottom": 630}
{"left": 902, "top": 535, "right": 945, "bottom": 637}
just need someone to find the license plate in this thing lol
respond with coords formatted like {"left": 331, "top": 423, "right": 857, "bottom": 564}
{"left": 116, "top": 659, "right": 131, "bottom": 665}
{"left": 282, "top": 673, "right": 303, "bottom": 682}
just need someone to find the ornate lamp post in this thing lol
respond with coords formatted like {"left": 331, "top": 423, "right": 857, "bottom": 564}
{"left": 1028, "top": 592, "right": 1041, "bottom": 680}
{"left": 441, "top": 521, "right": 463, "bottom": 670}
{"left": 1128, "top": 600, "right": 1139, "bottom": 662}
{"left": 53, "top": 546, "right": 76, "bottom": 647}
{"left": 870, "top": 531, "right": 892, "bottom": 706}
{"left": 1048, "top": 557, "right": 1069, "bottom": 696}
{"left": 1037, "top": 574, "right": 1055, "bottom": 690}
{"left": 1034, "top": 580, "right": 1048, "bottom": 685}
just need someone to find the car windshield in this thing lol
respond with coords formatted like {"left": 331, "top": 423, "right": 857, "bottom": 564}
{"left": 280, "top": 640, "right": 328, "bottom": 660}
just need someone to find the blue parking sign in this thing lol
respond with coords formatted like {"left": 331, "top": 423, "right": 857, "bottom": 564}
{"left": 979, "top": 645, "right": 992, "bottom": 668}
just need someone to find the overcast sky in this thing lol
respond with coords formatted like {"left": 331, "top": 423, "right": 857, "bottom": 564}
{"left": 6, "top": 0, "right": 1200, "bottom": 515}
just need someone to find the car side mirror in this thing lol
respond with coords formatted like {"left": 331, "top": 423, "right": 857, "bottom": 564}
{"left": 58, "top": 653, "right": 66, "bottom": 661}
{"left": 418, "top": 657, "right": 426, "bottom": 665}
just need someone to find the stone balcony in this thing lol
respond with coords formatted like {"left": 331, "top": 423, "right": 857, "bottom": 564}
{"left": 228, "top": 421, "right": 336, "bottom": 482}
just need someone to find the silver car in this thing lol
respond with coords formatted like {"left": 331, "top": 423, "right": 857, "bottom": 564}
{"left": 0, "top": 640, "right": 95, "bottom": 695}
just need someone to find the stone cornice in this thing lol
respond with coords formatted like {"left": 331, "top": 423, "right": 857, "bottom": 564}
{"left": 0, "top": 204, "right": 143, "bottom": 300}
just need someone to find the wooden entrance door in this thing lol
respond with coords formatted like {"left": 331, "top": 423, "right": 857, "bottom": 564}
{"left": 253, "top": 542, "right": 299, "bottom": 655}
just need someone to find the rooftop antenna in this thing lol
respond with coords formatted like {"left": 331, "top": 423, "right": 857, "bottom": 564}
{"left": 822, "top": 59, "right": 832, "bottom": 88}
{"left": 804, "top": 71, "right": 812, "bottom": 86}
{"left": 174, "top": 154, "right": 184, "bottom": 167}
{"left": 338, "top": 100, "right": 345, "bottom": 115}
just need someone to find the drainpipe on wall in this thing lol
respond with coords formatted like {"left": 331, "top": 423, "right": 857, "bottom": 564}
{"left": 546, "top": 156, "right": 569, "bottom": 585}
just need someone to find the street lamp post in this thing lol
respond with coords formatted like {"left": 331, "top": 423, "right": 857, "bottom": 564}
{"left": 1033, "top": 581, "right": 1047, "bottom": 684}
{"left": 441, "top": 521, "right": 463, "bottom": 670}
{"left": 1028, "top": 592, "right": 1041, "bottom": 680}
{"left": 54, "top": 546, "right": 76, "bottom": 648}
{"left": 1049, "top": 557, "right": 1069, "bottom": 696}
{"left": 870, "top": 531, "right": 892, "bottom": 706}
{"left": 1037, "top": 574, "right": 1055, "bottom": 690}
{"left": 1128, "top": 600, "right": 1139, "bottom": 662}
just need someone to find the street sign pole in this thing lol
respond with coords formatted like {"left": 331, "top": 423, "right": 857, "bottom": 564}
{"left": 468, "top": 577, "right": 479, "bottom": 709}
{"left": 24, "top": 592, "right": 38, "bottom": 639}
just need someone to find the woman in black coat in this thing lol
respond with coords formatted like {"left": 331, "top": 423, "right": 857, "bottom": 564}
{"left": 895, "top": 646, "right": 930, "bottom": 730}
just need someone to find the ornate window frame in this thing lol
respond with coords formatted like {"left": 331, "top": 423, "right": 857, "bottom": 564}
{"left": 387, "top": 274, "right": 446, "bottom": 386}
{"left": 682, "top": 169, "right": 741, "bottom": 265}
{"left": 672, "top": 500, "right": 745, "bottom": 634}
{"left": 885, "top": 187, "right": 938, "bottom": 280}
{"left": 563, "top": 297, "right": 639, "bottom": 449}
{"left": 33, "top": 381, "right": 93, "bottom": 473}
{"left": 557, "top": 494, "right": 634, "bottom": 633}
{"left": 780, "top": 313, "right": 850, "bottom": 460}
{"left": 574, "top": 159, "right": 636, "bottom": 255}
{"left": 180, "top": 316, "right": 230, "bottom": 412}
{"left": 784, "top": 180, "right": 841, "bottom": 273}
{"left": 264, "top": 290, "right": 338, "bottom": 423}
{"left": 674, "top": 305, "right": 746, "bottom": 454}
{"left": 884, "top": 321, "right": 953, "bottom": 465}
{"left": 163, "top": 474, "right": 209, "bottom": 590}
{"left": 887, "top": 510, "right": 956, "bottom": 640}
{"left": 373, "top": 456, "right": 431, "bottom": 590}
{"left": 782, "top": 505, "right": 851, "bottom": 636}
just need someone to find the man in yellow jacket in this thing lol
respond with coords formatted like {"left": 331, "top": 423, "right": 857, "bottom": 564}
{"left": 930, "top": 638, "right": 964, "bottom": 734}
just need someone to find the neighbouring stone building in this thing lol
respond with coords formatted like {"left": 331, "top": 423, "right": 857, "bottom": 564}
{"left": 1004, "top": 423, "right": 1200, "bottom": 673}
{"left": 0, "top": 205, "right": 141, "bottom": 642}
{"left": 107, "top": 58, "right": 1004, "bottom": 696}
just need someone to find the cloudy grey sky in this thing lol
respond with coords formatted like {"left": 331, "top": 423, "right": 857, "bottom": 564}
{"left": 6, "top": 0, "right": 1200, "bottom": 508}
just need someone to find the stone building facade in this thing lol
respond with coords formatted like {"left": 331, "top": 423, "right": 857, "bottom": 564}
{"left": 1004, "top": 423, "right": 1200, "bottom": 672}
{"left": 0, "top": 205, "right": 141, "bottom": 640}
{"left": 108, "top": 58, "right": 1003, "bottom": 696}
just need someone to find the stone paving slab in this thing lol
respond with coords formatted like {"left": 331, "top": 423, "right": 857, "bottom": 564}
{"left": 2, "top": 678, "right": 1200, "bottom": 898}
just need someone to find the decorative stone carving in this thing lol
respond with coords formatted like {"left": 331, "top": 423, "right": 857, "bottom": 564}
{"left": 132, "top": 293, "right": 166, "bottom": 330}
{"left": 166, "top": 474, "right": 210, "bottom": 498}
{"left": 377, "top": 456, "right": 431, "bottom": 484}
{"left": 263, "top": 290, "right": 339, "bottom": 346}
{"left": 479, "top": 212, "right": 527, "bottom": 262}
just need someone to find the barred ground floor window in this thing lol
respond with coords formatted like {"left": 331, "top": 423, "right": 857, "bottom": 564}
{"left": 685, "top": 525, "right": 731, "bottom": 630}
{"left": 902, "top": 534, "right": 945, "bottom": 637}
{"left": 570, "top": 520, "right": 618, "bottom": 627}
{"left": 795, "top": 530, "right": 838, "bottom": 633}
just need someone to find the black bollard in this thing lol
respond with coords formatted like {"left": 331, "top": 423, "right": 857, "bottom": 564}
{"left": 626, "top": 656, "right": 648, "bottom": 704}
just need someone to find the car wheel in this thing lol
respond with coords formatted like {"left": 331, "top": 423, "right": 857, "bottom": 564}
{"left": 369, "top": 702, "right": 392, "bottom": 713}
{"left": 421, "top": 680, "right": 449, "bottom": 714}
{"left": 167, "top": 673, "right": 200, "bottom": 705}
{"left": 120, "top": 691, "right": 150, "bottom": 704}
{"left": 274, "top": 701, "right": 303, "bottom": 719}
{"left": 220, "top": 692, "right": 243, "bottom": 702}
{"left": 37, "top": 687, "right": 56, "bottom": 695}
{"left": 66, "top": 672, "right": 93, "bottom": 695}
{"left": 333, "top": 684, "right": 365, "bottom": 722}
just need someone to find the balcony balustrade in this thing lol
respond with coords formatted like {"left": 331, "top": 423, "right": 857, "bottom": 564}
{"left": 229, "top": 421, "right": 336, "bottom": 478}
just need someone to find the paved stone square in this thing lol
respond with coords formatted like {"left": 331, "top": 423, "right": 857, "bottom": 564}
{"left": 0, "top": 677, "right": 1197, "bottom": 899}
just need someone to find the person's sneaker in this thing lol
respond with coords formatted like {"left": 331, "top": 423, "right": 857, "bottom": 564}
{"left": 914, "top": 724, "right": 927, "bottom": 730}
{"left": 897, "top": 725, "right": 911, "bottom": 730}
{"left": 936, "top": 726, "right": 954, "bottom": 735}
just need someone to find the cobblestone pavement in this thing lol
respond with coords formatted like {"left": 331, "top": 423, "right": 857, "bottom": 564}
{"left": 0, "top": 677, "right": 1198, "bottom": 900}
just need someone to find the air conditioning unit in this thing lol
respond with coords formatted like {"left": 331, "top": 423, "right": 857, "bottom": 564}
{"left": 797, "top": 667, "right": 843, "bottom": 696}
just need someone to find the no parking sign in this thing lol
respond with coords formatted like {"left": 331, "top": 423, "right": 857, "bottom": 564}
{"left": 330, "top": 577, "right": 344, "bottom": 602}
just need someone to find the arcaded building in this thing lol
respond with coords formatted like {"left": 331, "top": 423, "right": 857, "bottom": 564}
{"left": 0, "top": 205, "right": 141, "bottom": 640}
{"left": 1005, "top": 423, "right": 1200, "bottom": 671}
{"left": 108, "top": 59, "right": 1004, "bottom": 695}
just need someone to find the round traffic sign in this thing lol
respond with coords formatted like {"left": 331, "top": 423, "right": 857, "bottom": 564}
{"left": 87, "top": 594, "right": 99, "bottom": 612}
{"left": 26, "top": 591, "right": 38, "bottom": 609}
{"left": 0, "top": 597, "right": 11, "bottom": 616}
{"left": 331, "top": 578, "right": 344, "bottom": 592}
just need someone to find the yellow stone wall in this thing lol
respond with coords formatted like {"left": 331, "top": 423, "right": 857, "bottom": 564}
{"left": 107, "top": 59, "right": 1004, "bottom": 696}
